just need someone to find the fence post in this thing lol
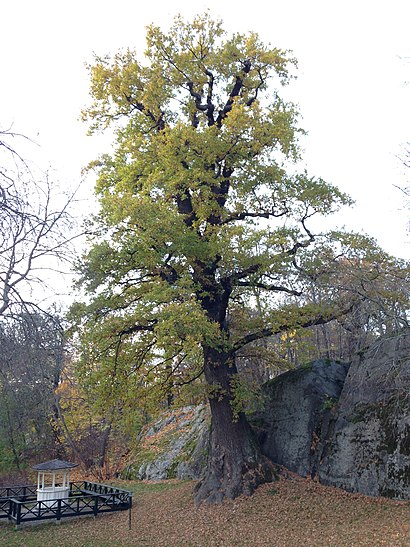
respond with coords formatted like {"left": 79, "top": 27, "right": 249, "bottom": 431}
{"left": 7, "top": 499, "right": 12, "bottom": 521}
{"left": 93, "top": 496, "right": 98, "bottom": 517}
{"left": 56, "top": 499, "right": 62, "bottom": 522}
{"left": 16, "top": 502, "right": 21, "bottom": 526}
{"left": 128, "top": 495, "right": 132, "bottom": 530}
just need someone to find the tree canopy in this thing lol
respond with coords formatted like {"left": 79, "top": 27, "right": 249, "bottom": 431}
{"left": 72, "top": 13, "right": 409, "bottom": 503}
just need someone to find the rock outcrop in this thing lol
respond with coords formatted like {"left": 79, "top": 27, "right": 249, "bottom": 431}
{"left": 123, "top": 405, "right": 209, "bottom": 481}
{"left": 125, "top": 331, "right": 410, "bottom": 500}
{"left": 318, "top": 333, "right": 410, "bottom": 499}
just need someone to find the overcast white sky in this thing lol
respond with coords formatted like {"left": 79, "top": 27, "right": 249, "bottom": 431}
{"left": 1, "top": 0, "right": 410, "bottom": 260}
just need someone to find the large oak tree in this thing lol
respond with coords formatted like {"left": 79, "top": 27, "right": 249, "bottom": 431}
{"left": 73, "top": 14, "right": 386, "bottom": 503}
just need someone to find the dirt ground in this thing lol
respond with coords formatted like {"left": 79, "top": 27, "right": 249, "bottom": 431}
{"left": 0, "top": 476, "right": 409, "bottom": 546}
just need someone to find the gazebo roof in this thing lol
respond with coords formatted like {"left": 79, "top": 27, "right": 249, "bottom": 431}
{"left": 32, "top": 459, "right": 78, "bottom": 471}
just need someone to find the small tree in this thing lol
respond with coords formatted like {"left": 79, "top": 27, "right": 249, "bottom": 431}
{"left": 73, "top": 14, "right": 404, "bottom": 503}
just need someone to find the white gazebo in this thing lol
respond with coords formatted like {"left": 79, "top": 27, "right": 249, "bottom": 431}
{"left": 32, "top": 459, "right": 78, "bottom": 507}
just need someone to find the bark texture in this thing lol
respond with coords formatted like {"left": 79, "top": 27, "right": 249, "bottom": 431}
{"left": 194, "top": 348, "right": 275, "bottom": 504}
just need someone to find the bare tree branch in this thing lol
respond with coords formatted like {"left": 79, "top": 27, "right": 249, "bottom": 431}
{"left": 0, "top": 129, "right": 81, "bottom": 316}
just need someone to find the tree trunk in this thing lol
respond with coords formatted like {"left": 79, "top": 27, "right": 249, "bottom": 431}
{"left": 194, "top": 347, "right": 275, "bottom": 504}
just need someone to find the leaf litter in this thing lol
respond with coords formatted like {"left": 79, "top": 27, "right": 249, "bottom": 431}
{"left": 0, "top": 476, "right": 409, "bottom": 546}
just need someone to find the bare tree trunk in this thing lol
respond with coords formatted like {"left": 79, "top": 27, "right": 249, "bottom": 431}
{"left": 5, "top": 404, "right": 22, "bottom": 471}
{"left": 52, "top": 396, "right": 88, "bottom": 468}
{"left": 321, "top": 324, "right": 331, "bottom": 359}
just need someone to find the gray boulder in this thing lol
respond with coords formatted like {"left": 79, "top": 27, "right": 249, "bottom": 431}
{"left": 318, "top": 332, "right": 410, "bottom": 499}
{"left": 259, "top": 359, "right": 349, "bottom": 477}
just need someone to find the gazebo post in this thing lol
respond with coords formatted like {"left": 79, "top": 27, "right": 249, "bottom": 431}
{"left": 66, "top": 469, "right": 70, "bottom": 488}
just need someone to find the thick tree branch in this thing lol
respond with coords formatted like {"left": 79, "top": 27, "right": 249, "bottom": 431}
{"left": 175, "top": 191, "right": 197, "bottom": 227}
{"left": 223, "top": 264, "right": 261, "bottom": 286}
{"left": 245, "top": 68, "right": 265, "bottom": 107}
{"left": 235, "top": 281, "right": 302, "bottom": 296}
{"left": 220, "top": 208, "right": 289, "bottom": 225}
{"left": 186, "top": 67, "right": 216, "bottom": 127}
{"left": 125, "top": 94, "right": 165, "bottom": 131}
{"left": 118, "top": 321, "right": 157, "bottom": 337}
{"left": 205, "top": 69, "right": 215, "bottom": 126}
{"left": 230, "top": 299, "right": 359, "bottom": 353}
{"left": 216, "top": 60, "right": 252, "bottom": 128}
{"left": 286, "top": 214, "right": 316, "bottom": 257}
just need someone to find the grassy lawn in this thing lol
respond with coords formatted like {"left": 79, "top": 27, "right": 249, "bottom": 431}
{"left": 0, "top": 478, "right": 409, "bottom": 546}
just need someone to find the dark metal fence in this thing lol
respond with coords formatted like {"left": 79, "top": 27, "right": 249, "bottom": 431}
{"left": 0, "top": 481, "right": 132, "bottom": 526}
